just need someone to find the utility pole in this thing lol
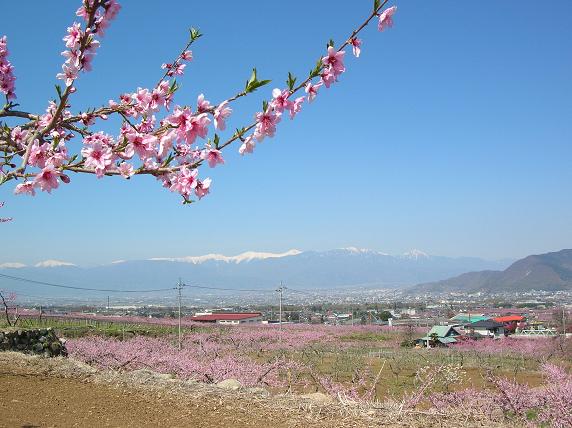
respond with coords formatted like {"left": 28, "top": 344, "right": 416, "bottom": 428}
{"left": 107, "top": 295, "right": 110, "bottom": 311}
{"left": 562, "top": 306, "right": 567, "bottom": 337}
{"left": 276, "top": 282, "right": 286, "bottom": 332}
{"left": 177, "top": 279, "right": 183, "bottom": 350}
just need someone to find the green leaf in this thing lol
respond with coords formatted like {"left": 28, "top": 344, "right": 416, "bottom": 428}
{"left": 252, "top": 79, "right": 271, "bottom": 92}
{"left": 247, "top": 68, "right": 257, "bottom": 89}
{"left": 245, "top": 68, "right": 271, "bottom": 93}
{"left": 161, "top": 153, "right": 174, "bottom": 167}
{"left": 327, "top": 39, "right": 335, "bottom": 48}
{"left": 309, "top": 58, "right": 323, "bottom": 79}
{"left": 262, "top": 100, "right": 268, "bottom": 112}
{"left": 287, "top": 72, "right": 297, "bottom": 91}
{"left": 234, "top": 127, "right": 246, "bottom": 139}
{"left": 374, "top": 0, "right": 380, "bottom": 12}
{"left": 190, "top": 27, "right": 202, "bottom": 41}
{"left": 213, "top": 134, "right": 220, "bottom": 149}
{"left": 55, "top": 85, "right": 63, "bottom": 100}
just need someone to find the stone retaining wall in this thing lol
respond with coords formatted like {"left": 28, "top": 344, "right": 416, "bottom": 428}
{"left": 0, "top": 328, "right": 67, "bottom": 357}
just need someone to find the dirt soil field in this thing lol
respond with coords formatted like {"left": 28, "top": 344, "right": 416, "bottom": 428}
{"left": 0, "top": 352, "right": 507, "bottom": 428}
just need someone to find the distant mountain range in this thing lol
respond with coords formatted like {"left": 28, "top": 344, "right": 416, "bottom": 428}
{"left": 0, "top": 248, "right": 510, "bottom": 297}
{"left": 413, "top": 249, "right": 572, "bottom": 293}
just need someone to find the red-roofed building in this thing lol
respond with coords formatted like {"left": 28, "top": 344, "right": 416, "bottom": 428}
{"left": 190, "top": 312, "right": 263, "bottom": 325}
{"left": 494, "top": 315, "right": 526, "bottom": 333}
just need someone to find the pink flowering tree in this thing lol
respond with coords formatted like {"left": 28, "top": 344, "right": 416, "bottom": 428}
{"left": 0, "top": 0, "right": 397, "bottom": 204}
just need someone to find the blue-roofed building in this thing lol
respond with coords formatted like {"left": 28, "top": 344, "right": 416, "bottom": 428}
{"left": 416, "top": 325, "right": 462, "bottom": 348}
{"left": 449, "top": 313, "right": 490, "bottom": 324}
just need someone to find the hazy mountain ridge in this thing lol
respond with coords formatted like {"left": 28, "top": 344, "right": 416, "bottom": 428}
{"left": 413, "top": 249, "right": 572, "bottom": 293}
{"left": 0, "top": 248, "right": 511, "bottom": 297}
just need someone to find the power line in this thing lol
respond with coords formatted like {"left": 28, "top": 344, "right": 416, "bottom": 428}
{"left": 0, "top": 272, "right": 176, "bottom": 293}
{"left": 1, "top": 272, "right": 317, "bottom": 297}
{"left": 182, "top": 282, "right": 315, "bottom": 295}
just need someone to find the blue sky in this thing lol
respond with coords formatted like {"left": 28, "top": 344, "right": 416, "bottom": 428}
{"left": 1, "top": 0, "right": 571, "bottom": 266}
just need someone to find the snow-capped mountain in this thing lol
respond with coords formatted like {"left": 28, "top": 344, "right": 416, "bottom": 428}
{"left": 148, "top": 249, "right": 302, "bottom": 264}
{"left": 34, "top": 260, "right": 77, "bottom": 268}
{"left": 0, "top": 248, "right": 511, "bottom": 297}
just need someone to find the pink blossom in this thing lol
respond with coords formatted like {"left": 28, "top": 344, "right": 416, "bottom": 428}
{"left": 14, "top": 181, "right": 36, "bottom": 196}
{"left": 239, "top": 135, "right": 255, "bottom": 155}
{"left": 197, "top": 94, "right": 212, "bottom": 113}
{"left": 63, "top": 23, "right": 83, "bottom": 49}
{"left": 0, "top": 36, "right": 17, "bottom": 100}
{"left": 28, "top": 141, "right": 50, "bottom": 168}
{"left": 201, "top": 148, "right": 224, "bottom": 168}
{"left": 61, "top": 49, "right": 80, "bottom": 67}
{"left": 81, "top": 142, "right": 113, "bottom": 178}
{"left": 80, "top": 112, "right": 95, "bottom": 126}
{"left": 133, "top": 88, "right": 153, "bottom": 115}
{"left": 75, "top": 5, "right": 89, "bottom": 21}
{"left": 118, "top": 162, "right": 134, "bottom": 178}
{"left": 289, "top": 96, "right": 304, "bottom": 119}
{"left": 119, "top": 93, "right": 132, "bottom": 105}
{"left": 180, "top": 50, "right": 193, "bottom": 61}
{"left": 195, "top": 178, "right": 211, "bottom": 199}
{"left": 125, "top": 130, "right": 157, "bottom": 160}
{"left": 322, "top": 46, "right": 345, "bottom": 77}
{"left": 94, "top": 0, "right": 121, "bottom": 36}
{"left": 186, "top": 114, "right": 211, "bottom": 143}
{"left": 84, "top": 131, "right": 115, "bottom": 148}
{"left": 166, "top": 107, "right": 210, "bottom": 144}
{"left": 144, "top": 159, "right": 159, "bottom": 170}
{"left": 151, "top": 80, "right": 169, "bottom": 110}
{"left": 138, "top": 116, "right": 156, "bottom": 134}
{"left": 56, "top": 63, "right": 79, "bottom": 87}
{"left": 10, "top": 127, "right": 28, "bottom": 149}
{"left": 320, "top": 67, "right": 336, "bottom": 88}
{"left": 158, "top": 130, "right": 176, "bottom": 158}
{"left": 378, "top": 6, "right": 397, "bottom": 32}
{"left": 165, "top": 63, "right": 186, "bottom": 77}
{"left": 270, "top": 89, "right": 293, "bottom": 113}
{"left": 350, "top": 38, "right": 362, "bottom": 57}
{"left": 305, "top": 81, "right": 322, "bottom": 102}
{"left": 34, "top": 165, "right": 61, "bottom": 193}
{"left": 214, "top": 101, "right": 232, "bottom": 130}
{"left": 80, "top": 38, "right": 100, "bottom": 71}
{"left": 169, "top": 166, "right": 198, "bottom": 197}
{"left": 174, "top": 143, "right": 200, "bottom": 164}
{"left": 253, "top": 109, "right": 280, "bottom": 142}
{"left": 47, "top": 142, "right": 69, "bottom": 167}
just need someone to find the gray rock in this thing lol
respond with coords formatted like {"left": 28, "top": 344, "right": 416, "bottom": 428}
{"left": 216, "top": 379, "right": 242, "bottom": 390}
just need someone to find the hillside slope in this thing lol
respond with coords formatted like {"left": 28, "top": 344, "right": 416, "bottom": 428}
{"left": 413, "top": 249, "right": 572, "bottom": 293}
